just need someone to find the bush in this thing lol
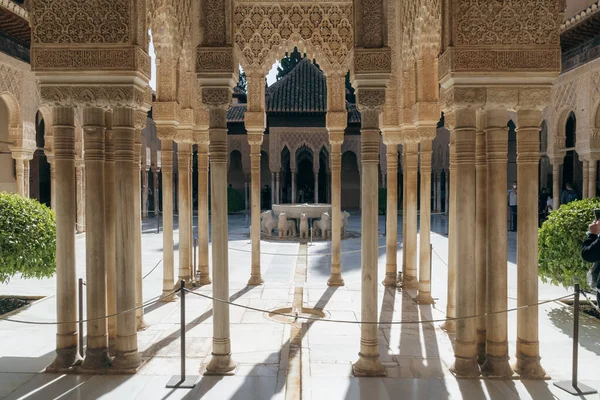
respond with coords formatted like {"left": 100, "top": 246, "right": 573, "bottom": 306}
{"left": 227, "top": 187, "right": 245, "bottom": 213}
{"left": 0, "top": 192, "right": 56, "bottom": 284}
{"left": 378, "top": 188, "right": 387, "bottom": 215}
{"left": 538, "top": 198, "right": 600, "bottom": 289}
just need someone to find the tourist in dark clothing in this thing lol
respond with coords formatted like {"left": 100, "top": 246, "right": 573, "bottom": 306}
{"left": 581, "top": 218, "right": 600, "bottom": 306}
{"left": 560, "top": 182, "right": 578, "bottom": 205}
{"left": 539, "top": 188, "right": 549, "bottom": 227}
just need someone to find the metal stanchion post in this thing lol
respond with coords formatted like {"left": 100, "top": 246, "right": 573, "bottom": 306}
{"left": 78, "top": 278, "right": 84, "bottom": 358}
{"left": 156, "top": 211, "right": 160, "bottom": 234}
{"left": 193, "top": 237, "right": 197, "bottom": 278}
{"left": 166, "top": 281, "right": 199, "bottom": 388}
{"left": 554, "top": 282, "right": 597, "bottom": 395}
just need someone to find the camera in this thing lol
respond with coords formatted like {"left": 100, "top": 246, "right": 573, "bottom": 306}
{"left": 594, "top": 209, "right": 600, "bottom": 221}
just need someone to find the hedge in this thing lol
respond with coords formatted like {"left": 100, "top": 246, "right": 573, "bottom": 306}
{"left": 538, "top": 198, "right": 600, "bottom": 289}
{"left": 0, "top": 192, "right": 56, "bottom": 284}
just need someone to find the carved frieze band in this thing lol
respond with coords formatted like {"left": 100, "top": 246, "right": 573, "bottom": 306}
{"left": 201, "top": 88, "right": 232, "bottom": 109}
{"left": 32, "top": 47, "right": 151, "bottom": 78}
{"left": 196, "top": 47, "right": 235, "bottom": 73}
{"left": 441, "top": 86, "right": 553, "bottom": 112}
{"left": 353, "top": 48, "right": 392, "bottom": 74}
{"left": 40, "top": 85, "right": 147, "bottom": 108}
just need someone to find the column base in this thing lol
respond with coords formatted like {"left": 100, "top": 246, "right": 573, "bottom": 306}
{"left": 382, "top": 271, "right": 397, "bottom": 287}
{"left": 248, "top": 275, "right": 264, "bottom": 286}
{"left": 450, "top": 356, "right": 481, "bottom": 378}
{"left": 81, "top": 347, "right": 112, "bottom": 370}
{"left": 46, "top": 346, "right": 83, "bottom": 372}
{"left": 204, "top": 353, "right": 238, "bottom": 375}
{"left": 136, "top": 316, "right": 149, "bottom": 331}
{"left": 441, "top": 320, "right": 455, "bottom": 333}
{"left": 197, "top": 272, "right": 211, "bottom": 286}
{"left": 352, "top": 353, "right": 386, "bottom": 377}
{"left": 112, "top": 348, "right": 142, "bottom": 371}
{"left": 402, "top": 275, "right": 418, "bottom": 289}
{"left": 481, "top": 354, "right": 513, "bottom": 378}
{"left": 415, "top": 292, "right": 435, "bottom": 304}
{"left": 515, "top": 353, "right": 546, "bottom": 379}
{"left": 160, "top": 289, "right": 177, "bottom": 302}
{"left": 327, "top": 273, "right": 345, "bottom": 287}
{"left": 477, "top": 342, "right": 486, "bottom": 365}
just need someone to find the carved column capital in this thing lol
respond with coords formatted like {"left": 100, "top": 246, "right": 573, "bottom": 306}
{"left": 201, "top": 88, "right": 232, "bottom": 110}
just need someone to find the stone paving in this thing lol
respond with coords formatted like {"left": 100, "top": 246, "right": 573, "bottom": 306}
{"left": 1, "top": 213, "right": 599, "bottom": 399}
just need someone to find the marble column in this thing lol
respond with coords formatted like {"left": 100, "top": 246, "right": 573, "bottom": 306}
{"left": 248, "top": 138, "right": 264, "bottom": 285}
{"left": 142, "top": 168, "right": 149, "bottom": 219}
{"left": 403, "top": 141, "right": 419, "bottom": 289}
{"left": 15, "top": 158, "right": 25, "bottom": 196}
{"left": 589, "top": 160, "right": 597, "bottom": 199}
{"left": 328, "top": 134, "right": 344, "bottom": 286}
{"left": 133, "top": 127, "right": 145, "bottom": 330}
{"left": 81, "top": 107, "right": 111, "bottom": 369}
{"left": 417, "top": 139, "right": 434, "bottom": 303}
{"left": 383, "top": 143, "right": 398, "bottom": 287}
{"left": 444, "top": 170, "right": 450, "bottom": 214}
{"left": 197, "top": 142, "right": 211, "bottom": 285}
{"left": 402, "top": 151, "right": 407, "bottom": 279}
{"left": 314, "top": 171, "right": 319, "bottom": 203}
{"left": 474, "top": 112, "right": 488, "bottom": 366}
{"left": 244, "top": 178, "right": 249, "bottom": 212}
{"left": 515, "top": 109, "right": 546, "bottom": 379}
{"left": 442, "top": 137, "right": 456, "bottom": 333}
{"left": 105, "top": 123, "right": 117, "bottom": 344}
{"left": 352, "top": 105, "right": 385, "bottom": 377}
{"left": 271, "top": 173, "right": 276, "bottom": 205}
{"left": 291, "top": 169, "right": 296, "bottom": 204}
{"left": 551, "top": 161, "right": 561, "bottom": 210}
{"left": 436, "top": 172, "right": 442, "bottom": 212}
{"left": 76, "top": 163, "right": 85, "bottom": 233}
{"left": 205, "top": 105, "right": 237, "bottom": 375}
{"left": 152, "top": 167, "right": 160, "bottom": 216}
{"left": 482, "top": 109, "right": 512, "bottom": 377}
{"left": 24, "top": 159, "right": 30, "bottom": 197}
{"left": 50, "top": 159, "right": 56, "bottom": 210}
{"left": 451, "top": 108, "right": 479, "bottom": 378}
{"left": 178, "top": 142, "right": 193, "bottom": 284}
{"left": 159, "top": 138, "right": 176, "bottom": 299}
{"left": 276, "top": 172, "right": 280, "bottom": 204}
{"left": 583, "top": 160, "right": 589, "bottom": 198}
{"left": 112, "top": 107, "right": 141, "bottom": 370}
{"left": 47, "top": 106, "right": 81, "bottom": 371}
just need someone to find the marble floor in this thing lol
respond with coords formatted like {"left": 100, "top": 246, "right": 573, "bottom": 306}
{"left": 0, "top": 212, "right": 599, "bottom": 399}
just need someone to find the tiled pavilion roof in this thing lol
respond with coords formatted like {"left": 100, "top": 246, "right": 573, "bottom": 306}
{"left": 266, "top": 58, "right": 326, "bottom": 113}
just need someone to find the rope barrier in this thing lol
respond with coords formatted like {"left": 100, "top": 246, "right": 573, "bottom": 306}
{"left": 143, "top": 258, "right": 163, "bottom": 280}
{"left": 184, "top": 288, "right": 575, "bottom": 325}
{"left": 0, "top": 288, "right": 180, "bottom": 325}
{"left": 226, "top": 241, "right": 400, "bottom": 257}
{"left": 431, "top": 247, "right": 449, "bottom": 267}
{"left": 581, "top": 290, "right": 600, "bottom": 314}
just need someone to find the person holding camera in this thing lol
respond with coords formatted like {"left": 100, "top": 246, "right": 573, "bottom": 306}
{"left": 581, "top": 209, "right": 600, "bottom": 306}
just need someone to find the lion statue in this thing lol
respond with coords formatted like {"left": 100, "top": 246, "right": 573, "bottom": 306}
{"left": 299, "top": 213, "right": 309, "bottom": 239}
{"left": 341, "top": 211, "right": 351, "bottom": 238}
{"left": 278, "top": 212, "right": 296, "bottom": 238}
{"left": 261, "top": 210, "right": 277, "bottom": 236}
{"left": 312, "top": 211, "right": 331, "bottom": 239}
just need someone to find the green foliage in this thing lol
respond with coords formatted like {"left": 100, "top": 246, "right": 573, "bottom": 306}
{"left": 277, "top": 48, "right": 304, "bottom": 80}
{"left": 227, "top": 187, "right": 245, "bottom": 213}
{"left": 538, "top": 198, "right": 600, "bottom": 289}
{"left": 0, "top": 192, "right": 56, "bottom": 284}
{"left": 378, "top": 188, "right": 387, "bottom": 215}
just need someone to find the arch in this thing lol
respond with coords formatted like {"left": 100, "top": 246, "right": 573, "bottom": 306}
{"left": 563, "top": 112, "right": 583, "bottom": 194}
{"left": 30, "top": 110, "right": 51, "bottom": 206}
{"left": 555, "top": 107, "right": 577, "bottom": 146}
{"left": 0, "top": 92, "right": 21, "bottom": 130}
{"left": 0, "top": 98, "right": 16, "bottom": 192}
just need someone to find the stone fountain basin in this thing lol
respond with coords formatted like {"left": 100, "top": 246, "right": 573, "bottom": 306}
{"left": 271, "top": 203, "right": 331, "bottom": 219}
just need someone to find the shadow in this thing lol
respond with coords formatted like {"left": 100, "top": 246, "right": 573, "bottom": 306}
{"left": 142, "top": 285, "right": 257, "bottom": 358}
{"left": 547, "top": 304, "right": 600, "bottom": 355}
{"left": 522, "top": 380, "right": 560, "bottom": 400}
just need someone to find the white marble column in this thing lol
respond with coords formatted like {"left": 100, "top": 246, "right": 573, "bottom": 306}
{"left": 552, "top": 161, "right": 561, "bottom": 210}
{"left": 451, "top": 108, "right": 479, "bottom": 378}
{"left": 133, "top": 123, "right": 146, "bottom": 330}
{"left": 248, "top": 137, "right": 264, "bottom": 285}
{"left": 352, "top": 101, "right": 385, "bottom": 377}
{"left": 159, "top": 138, "right": 176, "bottom": 299}
{"left": 197, "top": 142, "right": 211, "bottom": 285}
{"left": 47, "top": 106, "right": 81, "bottom": 371}
{"left": 112, "top": 107, "right": 141, "bottom": 370}
{"left": 383, "top": 143, "right": 398, "bottom": 287}
{"left": 417, "top": 138, "right": 434, "bottom": 304}
{"left": 442, "top": 139, "right": 456, "bottom": 333}
{"left": 142, "top": 168, "right": 150, "bottom": 219}
{"left": 291, "top": 169, "right": 296, "bottom": 204}
{"left": 590, "top": 160, "right": 597, "bottom": 199}
{"left": 24, "top": 159, "right": 30, "bottom": 197}
{"left": 104, "top": 119, "right": 117, "bottom": 344}
{"left": 314, "top": 171, "right": 319, "bottom": 203}
{"left": 245, "top": 178, "right": 249, "bottom": 212}
{"left": 475, "top": 116, "right": 488, "bottom": 366}
{"left": 583, "top": 160, "right": 589, "bottom": 198}
{"left": 15, "top": 158, "right": 25, "bottom": 196}
{"left": 205, "top": 103, "right": 237, "bottom": 374}
{"left": 403, "top": 141, "right": 419, "bottom": 289}
{"left": 152, "top": 167, "right": 160, "bottom": 217}
{"left": 515, "top": 109, "right": 546, "bottom": 379}
{"left": 328, "top": 133, "right": 344, "bottom": 286}
{"left": 177, "top": 142, "right": 193, "bottom": 284}
{"left": 49, "top": 158, "right": 56, "bottom": 210}
{"left": 76, "top": 163, "right": 85, "bottom": 233}
{"left": 276, "top": 172, "right": 280, "bottom": 204}
{"left": 271, "top": 173, "right": 276, "bottom": 206}
{"left": 81, "top": 107, "right": 111, "bottom": 369}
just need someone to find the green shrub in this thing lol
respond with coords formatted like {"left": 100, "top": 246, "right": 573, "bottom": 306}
{"left": 378, "top": 188, "right": 387, "bottom": 215}
{"left": 538, "top": 198, "right": 600, "bottom": 289}
{"left": 0, "top": 192, "right": 56, "bottom": 284}
{"left": 227, "top": 187, "right": 245, "bottom": 213}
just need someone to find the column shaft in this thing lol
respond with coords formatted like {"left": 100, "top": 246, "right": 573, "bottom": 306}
{"left": 15, "top": 158, "right": 25, "bottom": 196}
{"left": 552, "top": 163, "right": 561, "bottom": 210}
{"left": 177, "top": 143, "right": 192, "bottom": 283}
{"left": 417, "top": 140, "right": 434, "bottom": 303}
{"left": 482, "top": 110, "right": 513, "bottom": 377}
{"left": 271, "top": 173, "right": 275, "bottom": 205}
{"left": 402, "top": 151, "right": 407, "bottom": 278}
{"left": 48, "top": 107, "right": 81, "bottom": 370}
{"left": 249, "top": 142, "right": 264, "bottom": 285}
{"left": 133, "top": 135, "right": 145, "bottom": 330}
{"left": 442, "top": 139, "right": 456, "bottom": 332}
{"left": 589, "top": 161, "right": 597, "bottom": 198}
{"left": 475, "top": 115, "right": 488, "bottom": 366}
{"left": 142, "top": 169, "right": 149, "bottom": 219}
{"left": 383, "top": 144, "right": 398, "bottom": 287}
{"left": 276, "top": 172, "right": 280, "bottom": 204}
{"left": 314, "top": 172, "right": 319, "bottom": 203}
{"left": 50, "top": 160, "right": 56, "bottom": 210}
{"left": 291, "top": 171, "right": 296, "bottom": 204}
{"left": 81, "top": 107, "right": 111, "bottom": 369}
{"left": 105, "top": 129, "right": 117, "bottom": 343}
{"left": 160, "top": 139, "right": 176, "bottom": 299}
{"left": 583, "top": 160, "right": 589, "bottom": 198}
{"left": 403, "top": 142, "right": 419, "bottom": 289}
{"left": 515, "top": 109, "right": 546, "bottom": 379}
{"left": 205, "top": 108, "right": 237, "bottom": 374}
{"left": 112, "top": 107, "right": 141, "bottom": 370}
{"left": 24, "top": 159, "right": 30, "bottom": 197}
{"left": 197, "top": 143, "right": 211, "bottom": 285}
{"left": 328, "top": 140, "right": 344, "bottom": 286}
{"left": 152, "top": 168, "right": 160, "bottom": 217}
{"left": 352, "top": 125, "right": 385, "bottom": 377}
{"left": 451, "top": 109, "right": 479, "bottom": 377}
{"left": 76, "top": 165, "right": 85, "bottom": 233}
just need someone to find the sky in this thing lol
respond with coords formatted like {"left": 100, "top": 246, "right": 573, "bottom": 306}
{"left": 148, "top": 36, "right": 281, "bottom": 91}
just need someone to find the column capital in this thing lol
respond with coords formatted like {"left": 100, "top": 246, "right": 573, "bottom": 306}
{"left": 328, "top": 130, "right": 345, "bottom": 145}
{"left": 381, "top": 127, "right": 402, "bottom": 145}
{"left": 247, "top": 132, "right": 264, "bottom": 146}
{"left": 201, "top": 88, "right": 232, "bottom": 110}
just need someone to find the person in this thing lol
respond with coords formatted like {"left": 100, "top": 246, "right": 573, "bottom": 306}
{"left": 538, "top": 188, "right": 549, "bottom": 227}
{"left": 560, "top": 182, "right": 578, "bottom": 205}
{"left": 581, "top": 217, "right": 600, "bottom": 307}
{"left": 508, "top": 181, "right": 517, "bottom": 231}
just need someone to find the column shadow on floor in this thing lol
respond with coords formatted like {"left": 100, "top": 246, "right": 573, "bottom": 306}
{"left": 547, "top": 304, "right": 600, "bottom": 355}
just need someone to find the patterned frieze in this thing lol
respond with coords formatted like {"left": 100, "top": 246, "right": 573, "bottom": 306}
{"left": 353, "top": 48, "right": 392, "bottom": 74}
{"left": 201, "top": 88, "right": 232, "bottom": 109}
{"left": 326, "top": 111, "right": 348, "bottom": 130}
{"left": 196, "top": 47, "right": 236, "bottom": 73}
{"left": 39, "top": 85, "right": 147, "bottom": 109}
{"left": 412, "top": 102, "right": 441, "bottom": 125}
{"left": 381, "top": 127, "right": 402, "bottom": 146}
{"left": 441, "top": 86, "right": 553, "bottom": 113}
{"left": 151, "top": 101, "right": 179, "bottom": 123}
{"left": 175, "top": 129, "right": 194, "bottom": 144}
{"left": 178, "top": 108, "right": 195, "bottom": 127}
{"left": 194, "top": 129, "right": 210, "bottom": 145}
{"left": 244, "top": 111, "right": 266, "bottom": 130}
{"left": 156, "top": 126, "right": 178, "bottom": 141}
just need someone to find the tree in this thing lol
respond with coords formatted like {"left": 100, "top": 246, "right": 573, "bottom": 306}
{"left": 276, "top": 48, "right": 305, "bottom": 80}
{"left": 538, "top": 198, "right": 600, "bottom": 289}
{"left": 0, "top": 192, "right": 56, "bottom": 283}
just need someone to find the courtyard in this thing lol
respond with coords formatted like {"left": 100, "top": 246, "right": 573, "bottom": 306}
{"left": 0, "top": 214, "right": 598, "bottom": 400}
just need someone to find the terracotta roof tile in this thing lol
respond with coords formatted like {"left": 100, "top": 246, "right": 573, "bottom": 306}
{"left": 266, "top": 58, "right": 326, "bottom": 113}
{"left": 227, "top": 105, "right": 246, "bottom": 122}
